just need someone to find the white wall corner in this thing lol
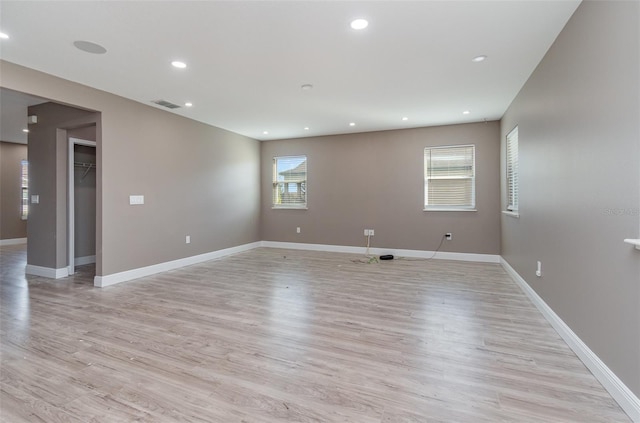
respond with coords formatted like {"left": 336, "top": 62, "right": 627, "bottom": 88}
{"left": 94, "top": 241, "right": 262, "bottom": 288}
{"left": 260, "top": 241, "right": 500, "bottom": 263}
{"left": 25, "top": 264, "right": 69, "bottom": 279}
{"left": 93, "top": 241, "right": 499, "bottom": 288}
{"left": 500, "top": 257, "right": 640, "bottom": 422}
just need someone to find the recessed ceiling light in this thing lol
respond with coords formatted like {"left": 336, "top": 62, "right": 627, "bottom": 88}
{"left": 171, "top": 61, "right": 187, "bottom": 69}
{"left": 402, "top": 117, "right": 409, "bottom": 121}
{"left": 472, "top": 55, "right": 487, "bottom": 62}
{"left": 22, "top": 128, "right": 29, "bottom": 133}
{"left": 73, "top": 40, "right": 107, "bottom": 54}
{"left": 463, "top": 110, "right": 471, "bottom": 115}
{"left": 185, "top": 102, "right": 193, "bottom": 107}
{"left": 301, "top": 84, "right": 313, "bottom": 91}
{"left": 263, "top": 131, "right": 269, "bottom": 135}
{"left": 350, "top": 19, "right": 368, "bottom": 30}
{"left": 0, "top": 32, "right": 9, "bottom": 39}
{"left": 349, "top": 122, "right": 356, "bottom": 127}
{"left": 304, "top": 127, "right": 310, "bottom": 131}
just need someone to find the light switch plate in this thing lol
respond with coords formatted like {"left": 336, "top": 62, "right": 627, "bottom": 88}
{"left": 129, "top": 195, "right": 144, "bottom": 205}
{"left": 31, "top": 194, "right": 39, "bottom": 204}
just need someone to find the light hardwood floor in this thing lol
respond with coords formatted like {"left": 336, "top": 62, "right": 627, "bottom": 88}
{"left": 0, "top": 244, "right": 631, "bottom": 422}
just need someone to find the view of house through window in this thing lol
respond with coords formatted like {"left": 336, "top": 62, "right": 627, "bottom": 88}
{"left": 21, "top": 160, "right": 28, "bottom": 220}
{"left": 424, "top": 145, "right": 475, "bottom": 210}
{"left": 272, "top": 155, "right": 307, "bottom": 208}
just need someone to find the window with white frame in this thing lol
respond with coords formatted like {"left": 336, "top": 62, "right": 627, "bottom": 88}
{"left": 273, "top": 155, "right": 307, "bottom": 208}
{"left": 424, "top": 145, "right": 475, "bottom": 210}
{"left": 506, "top": 127, "right": 519, "bottom": 212}
{"left": 21, "top": 160, "right": 28, "bottom": 220}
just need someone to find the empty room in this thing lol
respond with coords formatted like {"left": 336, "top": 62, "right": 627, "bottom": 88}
{"left": 0, "top": 1, "right": 638, "bottom": 422}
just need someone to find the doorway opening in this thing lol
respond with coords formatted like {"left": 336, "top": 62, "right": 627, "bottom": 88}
{"left": 68, "top": 137, "right": 96, "bottom": 276}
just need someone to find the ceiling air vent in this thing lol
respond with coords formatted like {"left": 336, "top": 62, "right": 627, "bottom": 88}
{"left": 152, "top": 99, "right": 181, "bottom": 109}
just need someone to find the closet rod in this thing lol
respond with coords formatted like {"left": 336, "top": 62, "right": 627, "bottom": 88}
{"left": 74, "top": 162, "right": 95, "bottom": 168}
{"left": 74, "top": 162, "right": 96, "bottom": 181}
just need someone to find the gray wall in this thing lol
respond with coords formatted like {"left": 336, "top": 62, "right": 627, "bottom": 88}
{"left": 500, "top": 1, "right": 640, "bottom": 396}
{"left": 99, "top": 100, "right": 260, "bottom": 274}
{"left": 73, "top": 143, "right": 96, "bottom": 260}
{"left": 0, "top": 141, "right": 28, "bottom": 240}
{"left": 2, "top": 60, "right": 261, "bottom": 276}
{"left": 26, "top": 102, "right": 97, "bottom": 270}
{"left": 261, "top": 122, "right": 501, "bottom": 254}
{"left": 68, "top": 126, "right": 97, "bottom": 142}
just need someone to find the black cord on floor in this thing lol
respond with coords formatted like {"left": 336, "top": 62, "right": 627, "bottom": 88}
{"left": 350, "top": 234, "right": 448, "bottom": 264}
{"left": 396, "top": 234, "right": 447, "bottom": 261}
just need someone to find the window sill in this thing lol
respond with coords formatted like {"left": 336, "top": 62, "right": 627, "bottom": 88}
{"left": 623, "top": 239, "right": 640, "bottom": 250}
{"left": 502, "top": 210, "right": 520, "bottom": 218}
{"left": 272, "top": 206, "right": 308, "bottom": 210}
{"left": 423, "top": 208, "right": 477, "bottom": 212}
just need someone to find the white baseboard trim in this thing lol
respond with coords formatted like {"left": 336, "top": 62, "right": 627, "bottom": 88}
{"left": 0, "top": 237, "right": 27, "bottom": 246}
{"left": 94, "top": 241, "right": 262, "bottom": 288}
{"left": 500, "top": 258, "right": 640, "bottom": 422}
{"left": 25, "top": 264, "right": 69, "bottom": 279}
{"left": 75, "top": 255, "right": 96, "bottom": 266}
{"left": 93, "top": 241, "right": 499, "bottom": 288}
{"left": 261, "top": 241, "right": 501, "bottom": 263}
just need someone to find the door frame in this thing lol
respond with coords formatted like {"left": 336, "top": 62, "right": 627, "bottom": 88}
{"left": 68, "top": 137, "right": 96, "bottom": 275}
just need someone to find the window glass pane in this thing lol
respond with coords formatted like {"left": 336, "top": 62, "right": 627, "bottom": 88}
{"left": 21, "top": 160, "right": 28, "bottom": 219}
{"left": 424, "top": 145, "right": 475, "bottom": 209}
{"left": 427, "top": 179, "right": 473, "bottom": 206}
{"left": 273, "top": 155, "right": 307, "bottom": 208}
{"left": 506, "top": 127, "right": 519, "bottom": 211}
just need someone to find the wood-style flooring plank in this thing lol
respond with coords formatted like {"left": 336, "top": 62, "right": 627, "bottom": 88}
{"left": 0, "top": 245, "right": 632, "bottom": 422}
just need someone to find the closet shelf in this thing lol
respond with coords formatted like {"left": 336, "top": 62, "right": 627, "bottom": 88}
{"left": 623, "top": 239, "right": 640, "bottom": 250}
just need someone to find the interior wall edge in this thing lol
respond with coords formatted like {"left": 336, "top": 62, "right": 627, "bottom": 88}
{"left": 501, "top": 257, "right": 640, "bottom": 422}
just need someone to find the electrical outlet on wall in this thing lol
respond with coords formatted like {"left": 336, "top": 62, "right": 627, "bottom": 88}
{"left": 186, "top": 235, "right": 191, "bottom": 244}
{"left": 296, "top": 227, "right": 301, "bottom": 234}
{"left": 445, "top": 233, "right": 452, "bottom": 240}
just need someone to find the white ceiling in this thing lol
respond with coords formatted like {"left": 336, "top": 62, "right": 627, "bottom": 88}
{"left": 0, "top": 1, "right": 581, "bottom": 141}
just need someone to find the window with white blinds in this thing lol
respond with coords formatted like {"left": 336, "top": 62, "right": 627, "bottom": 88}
{"left": 424, "top": 145, "right": 475, "bottom": 210}
{"left": 506, "top": 127, "right": 519, "bottom": 212}
{"left": 21, "top": 160, "right": 28, "bottom": 220}
{"left": 273, "top": 155, "right": 307, "bottom": 209}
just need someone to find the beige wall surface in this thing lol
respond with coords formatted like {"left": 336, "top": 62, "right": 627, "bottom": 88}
{"left": 261, "top": 122, "right": 501, "bottom": 254}
{"left": 26, "top": 102, "right": 97, "bottom": 269}
{"left": 97, "top": 101, "right": 260, "bottom": 275}
{"left": 68, "top": 126, "right": 97, "bottom": 142}
{"left": 0, "top": 141, "right": 28, "bottom": 240}
{"left": 2, "top": 60, "right": 261, "bottom": 276}
{"left": 501, "top": 1, "right": 640, "bottom": 395}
